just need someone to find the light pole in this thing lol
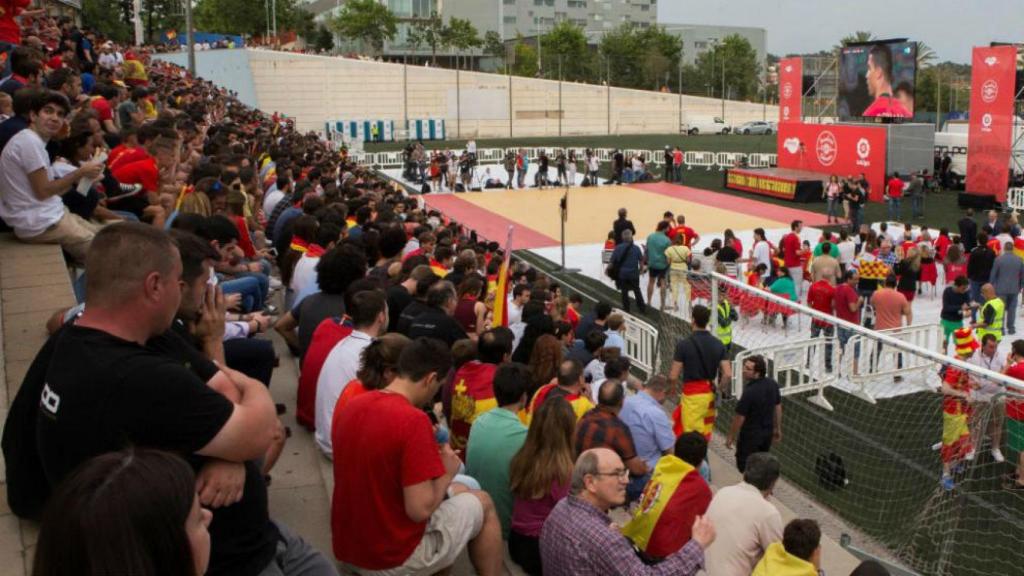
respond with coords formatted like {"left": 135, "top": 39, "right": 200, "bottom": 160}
{"left": 536, "top": 18, "right": 543, "bottom": 78}
{"left": 721, "top": 53, "right": 726, "bottom": 120}
{"left": 184, "top": 0, "right": 195, "bottom": 76}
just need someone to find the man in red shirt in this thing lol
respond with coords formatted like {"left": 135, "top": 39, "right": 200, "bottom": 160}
{"left": 0, "top": 0, "right": 41, "bottom": 77}
{"left": 807, "top": 275, "right": 837, "bottom": 371}
{"left": 332, "top": 338, "right": 503, "bottom": 576}
{"left": 112, "top": 127, "right": 179, "bottom": 196}
{"left": 885, "top": 173, "right": 904, "bottom": 222}
{"left": 834, "top": 269, "right": 863, "bottom": 348}
{"left": 670, "top": 214, "right": 700, "bottom": 248}
{"left": 781, "top": 220, "right": 804, "bottom": 297}
{"left": 89, "top": 82, "right": 121, "bottom": 135}
{"left": 672, "top": 146, "right": 684, "bottom": 183}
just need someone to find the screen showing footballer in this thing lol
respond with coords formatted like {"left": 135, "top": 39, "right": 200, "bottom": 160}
{"left": 838, "top": 40, "right": 917, "bottom": 119}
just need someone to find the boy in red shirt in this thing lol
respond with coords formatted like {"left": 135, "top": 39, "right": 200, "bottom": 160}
{"left": 807, "top": 277, "right": 837, "bottom": 371}
{"left": 332, "top": 338, "right": 503, "bottom": 575}
{"left": 781, "top": 220, "right": 804, "bottom": 297}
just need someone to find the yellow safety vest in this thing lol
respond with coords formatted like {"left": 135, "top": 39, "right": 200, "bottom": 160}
{"left": 978, "top": 297, "right": 1005, "bottom": 342}
{"left": 717, "top": 301, "right": 734, "bottom": 346}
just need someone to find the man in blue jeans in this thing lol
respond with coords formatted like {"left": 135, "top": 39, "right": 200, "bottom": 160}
{"left": 197, "top": 215, "right": 271, "bottom": 312}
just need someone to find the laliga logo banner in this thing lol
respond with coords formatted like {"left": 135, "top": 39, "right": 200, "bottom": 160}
{"left": 778, "top": 57, "right": 802, "bottom": 124}
{"left": 966, "top": 45, "right": 1018, "bottom": 202}
{"left": 777, "top": 122, "right": 888, "bottom": 201}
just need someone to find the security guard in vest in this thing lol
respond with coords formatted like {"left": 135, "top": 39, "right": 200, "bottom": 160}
{"left": 974, "top": 283, "right": 1005, "bottom": 343}
{"left": 717, "top": 293, "right": 739, "bottom": 351}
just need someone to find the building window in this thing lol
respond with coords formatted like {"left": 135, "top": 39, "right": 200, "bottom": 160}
{"left": 504, "top": 0, "right": 516, "bottom": 3}
{"left": 639, "top": 4, "right": 649, "bottom": 10}
{"left": 567, "top": 0, "right": 586, "bottom": 7}
{"left": 504, "top": 15, "right": 517, "bottom": 23}
{"left": 592, "top": 13, "right": 602, "bottom": 20}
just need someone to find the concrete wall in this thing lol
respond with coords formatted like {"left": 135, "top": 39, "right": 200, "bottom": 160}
{"left": 159, "top": 48, "right": 778, "bottom": 138}
{"left": 155, "top": 49, "right": 259, "bottom": 109}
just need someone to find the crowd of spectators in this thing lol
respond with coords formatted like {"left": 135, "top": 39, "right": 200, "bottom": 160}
{"left": 0, "top": 8, "right": 921, "bottom": 576}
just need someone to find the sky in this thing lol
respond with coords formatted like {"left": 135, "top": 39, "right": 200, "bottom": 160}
{"left": 659, "top": 0, "right": 1022, "bottom": 64}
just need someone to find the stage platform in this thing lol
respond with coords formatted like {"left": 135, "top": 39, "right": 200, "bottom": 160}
{"left": 413, "top": 181, "right": 831, "bottom": 250}
{"left": 726, "top": 166, "right": 826, "bottom": 203}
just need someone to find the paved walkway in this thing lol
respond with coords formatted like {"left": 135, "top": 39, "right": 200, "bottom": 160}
{"left": 0, "top": 236, "right": 866, "bottom": 575}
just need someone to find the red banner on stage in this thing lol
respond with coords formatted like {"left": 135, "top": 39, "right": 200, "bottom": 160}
{"left": 776, "top": 123, "right": 888, "bottom": 201}
{"left": 966, "top": 46, "right": 1018, "bottom": 203}
{"left": 778, "top": 57, "right": 802, "bottom": 124}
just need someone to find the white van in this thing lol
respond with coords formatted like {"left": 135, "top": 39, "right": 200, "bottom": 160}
{"left": 682, "top": 116, "right": 732, "bottom": 135}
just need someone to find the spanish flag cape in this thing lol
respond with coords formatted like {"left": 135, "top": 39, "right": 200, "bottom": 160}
{"left": 491, "top": 227, "right": 515, "bottom": 328}
{"left": 429, "top": 259, "right": 449, "bottom": 278}
{"left": 519, "top": 383, "right": 593, "bottom": 426}
{"left": 1014, "top": 238, "right": 1024, "bottom": 260}
{"left": 446, "top": 361, "right": 500, "bottom": 459}
{"left": 621, "top": 455, "right": 712, "bottom": 559}
{"left": 751, "top": 542, "right": 819, "bottom": 576}
{"left": 941, "top": 366, "right": 973, "bottom": 464}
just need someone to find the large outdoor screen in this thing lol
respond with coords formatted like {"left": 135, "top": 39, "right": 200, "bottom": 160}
{"left": 838, "top": 40, "right": 917, "bottom": 119}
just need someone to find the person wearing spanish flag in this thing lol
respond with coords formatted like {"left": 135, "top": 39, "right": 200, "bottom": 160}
{"left": 521, "top": 358, "right": 595, "bottom": 425}
{"left": 444, "top": 328, "right": 514, "bottom": 460}
{"left": 621, "top": 432, "right": 712, "bottom": 562}
{"left": 941, "top": 328, "right": 980, "bottom": 491}
{"left": 668, "top": 305, "right": 731, "bottom": 441}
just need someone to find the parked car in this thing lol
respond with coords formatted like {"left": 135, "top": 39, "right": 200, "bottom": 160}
{"left": 736, "top": 121, "right": 774, "bottom": 135}
{"left": 683, "top": 116, "right": 732, "bottom": 135}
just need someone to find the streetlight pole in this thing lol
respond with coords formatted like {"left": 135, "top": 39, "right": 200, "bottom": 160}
{"left": 271, "top": 0, "right": 277, "bottom": 41}
{"left": 536, "top": 19, "right": 543, "bottom": 78}
{"left": 721, "top": 54, "right": 726, "bottom": 120}
{"left": 184, "top": 0, "right": 195, "bottom": 76}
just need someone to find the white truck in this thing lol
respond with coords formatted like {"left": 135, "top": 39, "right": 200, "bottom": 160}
{"left": 682, "top": 116, "right": 732, "bottom": 135}
{"left": 934, "top": 118, "right": 1024, "bottom": 188}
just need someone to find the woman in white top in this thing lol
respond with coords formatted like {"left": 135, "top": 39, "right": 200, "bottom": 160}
{"left": 836, "top": 229, "right": 857, "bottom": 272}
{"left": 824, "top": 175, "right": 842, "bottom": 224}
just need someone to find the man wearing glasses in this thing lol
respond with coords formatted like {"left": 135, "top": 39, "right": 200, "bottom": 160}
{"left": 539, "top": 447, "right": 715, "bottom": 575}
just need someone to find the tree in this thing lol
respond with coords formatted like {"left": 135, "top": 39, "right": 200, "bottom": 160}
{"left": 483, "top": 30, "right": 506, "bottom": 71}
{"left": 598, "top": 24, "right": 682, "bottom": 90}
{"left": 443, "top": 17, "right": 481, "bottom": 69}
{"left": 511, "top": 38, "right": 538, "bottom": 78}
{"left": 82, "top": 0, "right": 132, "bottom": 43}
{"left": 194, "top": 0, "right": 310, "bottom": 39}
{"left": 408, "top": 12, "right": 447, "bottom": 65}
{"left": 915, "top": 41, "right": 937, "bottom": 69}
{"left": 834, "top": 31, "right": 875, "bottom": 52}
{"left": 693, "top": 34, "right": 761, "bottom": 101}
{"left": 539, "top": 21, "right": 591, "bottom": 82}
{"left": 313, "top": 24, "right": 335, "bottom": 53}
{"left": 330, "top": 0, "right": 397, "bottom": 55}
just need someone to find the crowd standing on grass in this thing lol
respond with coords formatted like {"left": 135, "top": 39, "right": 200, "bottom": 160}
{"left": 2, "top": 8, "right": 1021, "bottom": 576}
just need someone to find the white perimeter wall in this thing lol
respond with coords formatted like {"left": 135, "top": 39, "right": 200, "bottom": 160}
{"left": 163, "top": 48, "right": 779, "bottom": 138}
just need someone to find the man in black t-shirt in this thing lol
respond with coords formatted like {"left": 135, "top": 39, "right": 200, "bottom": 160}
{"left": 408, "top": 281, "right": 469, "bottom": 346}
{"left": 16, "top": 223, "right": 338, "bottom": 576}
{"left": 668, "top": 305, "right": 731, "bottom": 441}
{"left": 726, "top": 355, "right": 782, "bottom": 472}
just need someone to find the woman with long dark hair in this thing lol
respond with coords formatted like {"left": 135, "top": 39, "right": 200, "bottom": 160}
{"left": 34, "top": 448, "right": 212, "bottom": 576}
{"left": 508, "top": 398, "right": 576, "bottom": 575}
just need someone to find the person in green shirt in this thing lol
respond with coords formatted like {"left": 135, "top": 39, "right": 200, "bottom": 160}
{"left": 812, "top": 233, "right": 840, "bottom": 258}
{"left": 465, "top": 362, "right": 530, "bottom": 537}
{"left": 645, "top": 220, "right": 673, "bottom": 311}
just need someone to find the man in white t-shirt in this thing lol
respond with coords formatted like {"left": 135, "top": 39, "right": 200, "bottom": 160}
{"left": 0, "top": 90, "right": 104, "bottom": 264}
{"left": 262, "top": 175, "right": 289, "bottom": 217}
{"left": 750, "top": 228, "right": 773, "bottom": 271}
{"left": 314, "top": 289, "right": 388, "bottom": 457}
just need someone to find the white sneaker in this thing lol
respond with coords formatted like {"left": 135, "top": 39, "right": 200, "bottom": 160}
{"left": 931, "top": 442, "right": 942, "bottom": 451}
{"left": 269, "top": 277, "right": 283, "bottom": 290}
{"left": 965, "top": 449, "right": 976, "bottom": 461}
{"left": 992, "top": 448, "right": 1006, "bottom": 463}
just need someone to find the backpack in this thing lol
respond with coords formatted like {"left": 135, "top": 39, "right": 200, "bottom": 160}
{"left": 815, "top": 451, "right": 848, "bottom": 491}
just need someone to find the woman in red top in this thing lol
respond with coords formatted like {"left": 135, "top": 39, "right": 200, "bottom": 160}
{"left": 453, "top": 275, "right": 487, "bottom": 339}
{"left": 944, "top": 244, "right": 968, "bottom": 286}
{"left": 934, "top": 228, "right": 953, "bottom": 261}
{"left": 333, "top": 333, "right": 410, "bottom": 418}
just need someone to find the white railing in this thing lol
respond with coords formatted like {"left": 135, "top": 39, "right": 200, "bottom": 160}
{"left": 732, "top": 338, "right": 837, "bottom": 411}
{"left": 378, "top": 147, "right": 778, "bottom": 176}
{"left": 613, "top": 307, "right": 660, "bottom": 379}
{"left": 842, "top": 324, "right": 943, "bottom": 404}
{"left": 1007, "top": 187, "right": 1024, "bottom": 211}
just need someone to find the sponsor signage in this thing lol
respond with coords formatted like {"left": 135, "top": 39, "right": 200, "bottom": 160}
{"left": 776, "top": 122, "right": 888, "bottom": 201}
{"left": 966, "top": 46, "right": 1018, "bottom": 202}
{"left": 726, "top": 171, "right": 798, "bottom": 199}
{"left": 778, "top": 57, "right": 802, "bottom": 124}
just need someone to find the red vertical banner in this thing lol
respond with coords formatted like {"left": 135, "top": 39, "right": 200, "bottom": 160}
{"left": 966, "top": 46, "right": 1018, "bottom": 203}
{"left": 778, "top": 57, "right": 803, "bottom": 124}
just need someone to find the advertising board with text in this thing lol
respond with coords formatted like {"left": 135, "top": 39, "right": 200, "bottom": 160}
{"left": 776, "top": 123, "right": 888, "bottom": 201}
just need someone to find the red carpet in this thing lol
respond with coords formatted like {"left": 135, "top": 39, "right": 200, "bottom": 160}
{"left": 630, "top": 182, "right": 832, "bottom": 227}
{"left": 421, "top": 194, "right": 559, "bottom": 249}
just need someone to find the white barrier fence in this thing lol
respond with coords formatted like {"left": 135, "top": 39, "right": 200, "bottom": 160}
{"left": 843, "top": 324, "right": 944, "bottom": 404}
{"left": 355, "top": 147, "right": 778, "bottom": 172}
{"left": 1007, "top": 187, "right": 1024, "bottom": 211}
{"left": 732, "top": 338, "right": 837, "bottom": 411}
{"left": 613, "top": 307, "right": 660, "bottom": 379}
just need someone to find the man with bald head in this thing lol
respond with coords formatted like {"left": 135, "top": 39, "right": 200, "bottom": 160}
{"left": 540, "top": 448, "right": 714, "bottom": 575}
{"left": 576, "top": 380, "right": 649, "bottom": 499}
